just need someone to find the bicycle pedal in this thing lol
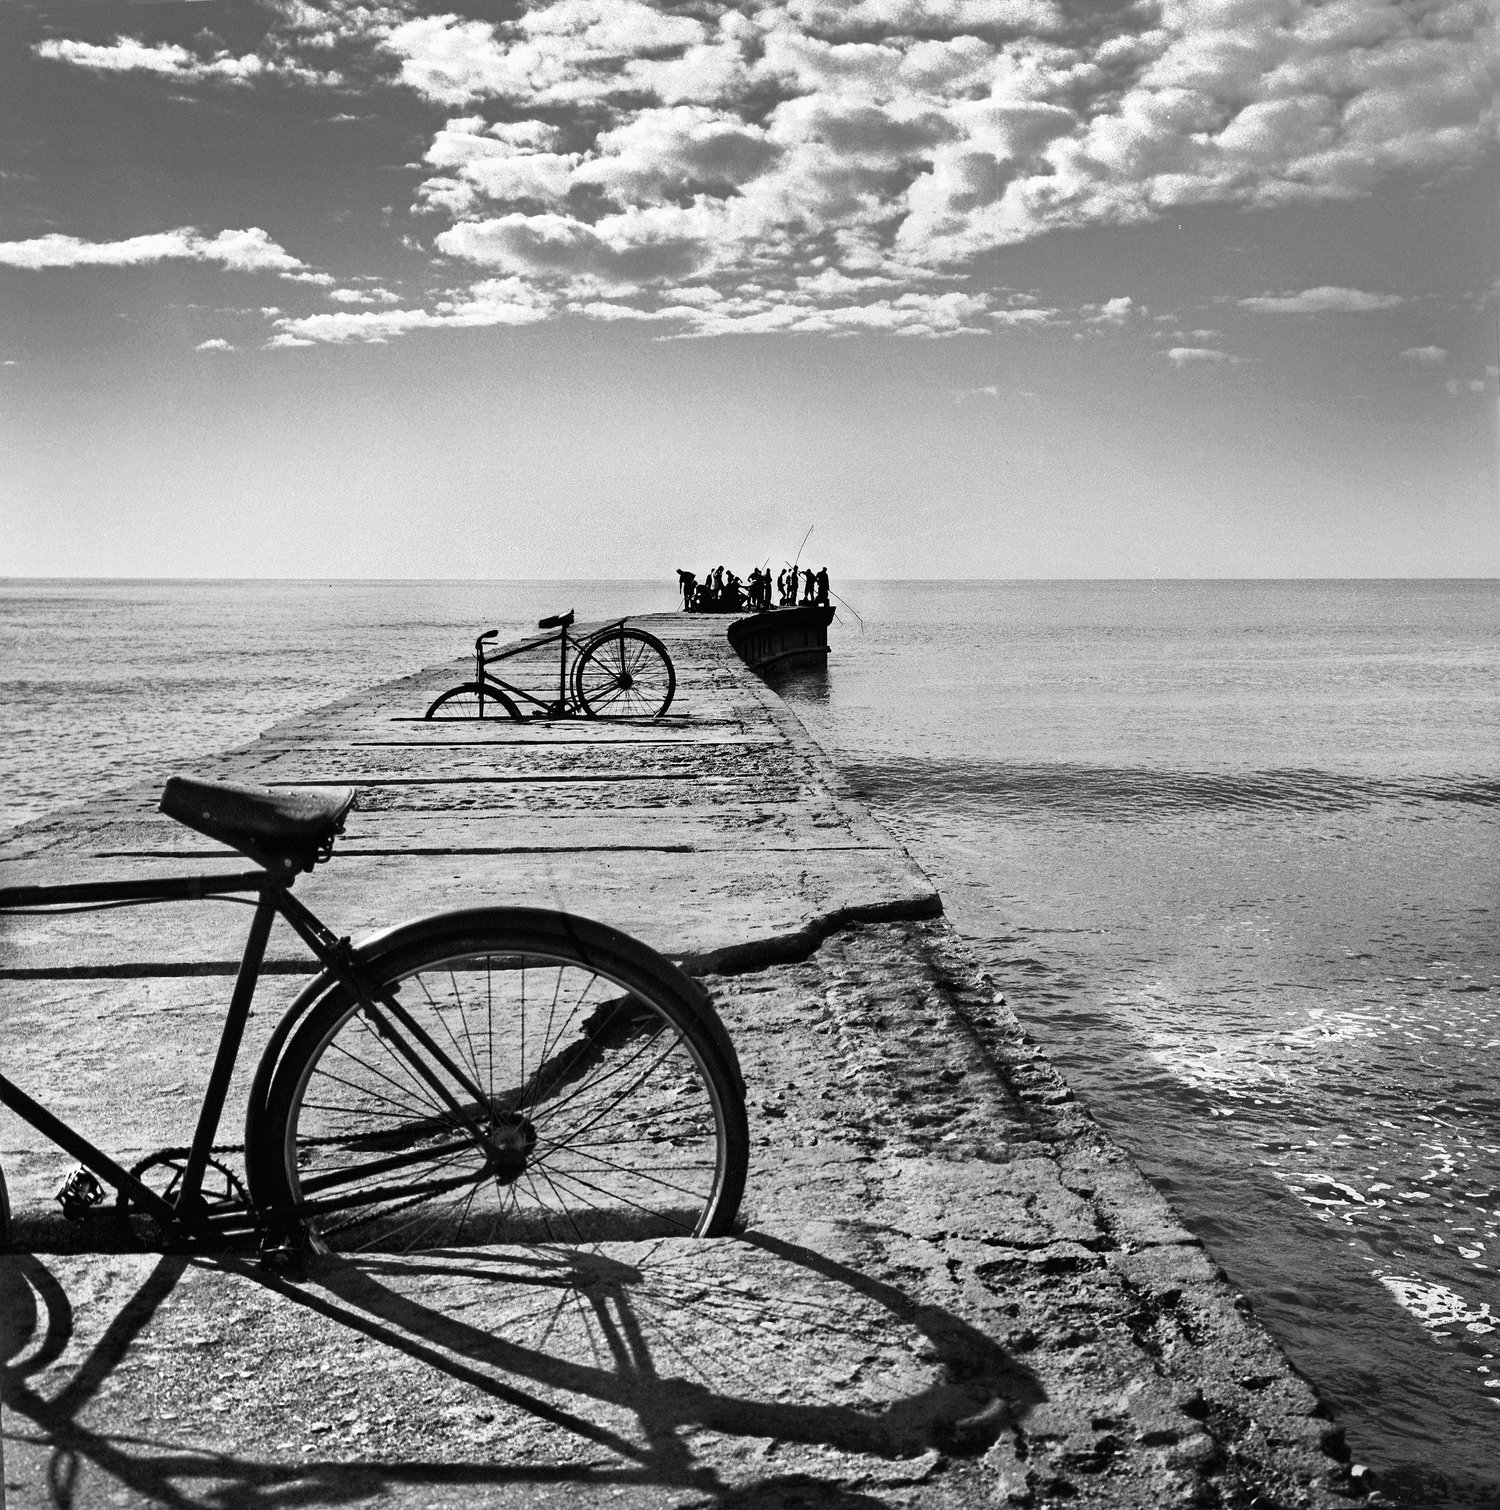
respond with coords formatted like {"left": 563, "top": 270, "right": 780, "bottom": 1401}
{"left": 258, "top": 1241, "right": 306, "bottom": 1279}
{"left": 258, "top": 1215, "right": 327, "bottom": 1278}
{"left": 55, "top": 1166, "right": 107, "bottom": 1222}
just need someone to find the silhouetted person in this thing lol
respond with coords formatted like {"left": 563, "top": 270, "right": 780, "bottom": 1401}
{"left": 677, "top": 569, "right": 697, "bottom": 610}
{"left": 802, "top": 567, "right": 815, "bottom": 604}
{"left": 815, "top": 567, "right": 829, "bottom": 606}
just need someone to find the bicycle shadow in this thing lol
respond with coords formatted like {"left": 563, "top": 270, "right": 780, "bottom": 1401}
{"left": 1, "top": 1231, "right": 1042, "bottom": 1507}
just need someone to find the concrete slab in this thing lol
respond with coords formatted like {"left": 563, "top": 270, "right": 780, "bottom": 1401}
{"left": 0, "top": 612, "right": 1355, "bottom": 1509}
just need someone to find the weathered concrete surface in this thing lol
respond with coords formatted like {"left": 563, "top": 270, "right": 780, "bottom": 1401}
{"left": 0, "top": 615, "right": 1361, "bottom": 1508}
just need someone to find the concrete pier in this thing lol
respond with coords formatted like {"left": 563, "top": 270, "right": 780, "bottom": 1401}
{"left": 0, "top": 615, "right": 1353, "bottom": 1508}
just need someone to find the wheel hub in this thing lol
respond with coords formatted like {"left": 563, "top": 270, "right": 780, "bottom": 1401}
{"left": 485, "top": 1112, "right": 537, "bottom": 1183}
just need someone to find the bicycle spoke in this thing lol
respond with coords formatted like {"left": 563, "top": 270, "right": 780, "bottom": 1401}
{"left": 534, "top": 1161, "right": 702, "bottom": 1235}
{"left": 534, "top": 1030, "right": 689, "bottom": 1151}
{"left": 527, "top": 1162, "right": 588, "bottom": 1244}
{"left": 522, "top": 1010, "right": 666, "bottom": 1125}
{"left": 543, "top": 1137, "right": 717, "bottom": 1204}
{"left": 322, "top": 1037, "right": 453, "bottom": 1126}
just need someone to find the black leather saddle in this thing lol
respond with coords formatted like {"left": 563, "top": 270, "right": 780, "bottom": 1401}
{"left": 538, "top": 609, "right": 574, "bottom": 630}
{"left": 159, "top": 776, "right": 356, "bottom": 874}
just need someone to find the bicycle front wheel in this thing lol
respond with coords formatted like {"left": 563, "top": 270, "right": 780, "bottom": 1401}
{"left": 423, "top": 683, "right": 521, "bottom": 721}
{"left": 571, "top": 628, "right": 675, "bottom": 719}
{"left": 258, "top": 911, "right": 746, "bottom": 1253}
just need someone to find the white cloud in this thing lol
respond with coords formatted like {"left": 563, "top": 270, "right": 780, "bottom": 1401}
{"left": 33, "top": 0, "right": 1488, "bottom": 341}
{"left": 576, "top": 107, "right": 780, "bottom": 203}
{"left": 1399, "top": 344, "right": 1447, "bottom": 365}
{"left": 1166, "top": 345, "right": 1239, "bottom": 365}
{"left": 787, "top": 0, "right": 1064, "bottom": 30}
{"left": 417, "top": 117, "right": 580, "bottom": 216}
{"left": 272, "top": 265, "right": 998, "bottom": 343}
{"left": 988, "top": 306, "right": 1057, "bottom": 327}
{"left": 391, "top": 0, "right": 1485, "bottom": 334}
{"left": 269, "top": 276, "right": 557, "bottom": 344}
{"left": 436, "top": 208, "right": 716, "bottom": 287}
{"left": 1083, "top": 295, "right": 1137, "bottom": 324}
{"left": 269, "top": 307, "right": 440, "bottom": 344}
{"left": 1238, "top": 285, "right": 1405, "bottom": 313}
{"left": 34, "top": 35, "right": 340, "bottom": 86}
{"left": 0, "top": 227, "right": 319, "bottom": 277}
{"left": 195, "top": 337, "right": 234, "bottom": 351}
{"left": 384, "top": 1, "right": 710, "bottom": 107}
{"left": 328, "top": 286, "right": 402, "bottom": 304}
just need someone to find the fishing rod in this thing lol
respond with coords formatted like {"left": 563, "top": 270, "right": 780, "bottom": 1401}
{"left": 830, "top": 588, "right": 864, "bottom": 630}
{"left": 790, "top": 524, "right": 814, "bottom": 571}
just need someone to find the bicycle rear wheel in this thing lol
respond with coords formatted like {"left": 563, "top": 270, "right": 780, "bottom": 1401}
{"left": 423, "top": 683, "right": 521, "bottom": 721}
{"left": 257, "top": 911, "right": 746, "bottom": 1252}
{"left": 571, "top": 628, "right": 675, "bottom": 719}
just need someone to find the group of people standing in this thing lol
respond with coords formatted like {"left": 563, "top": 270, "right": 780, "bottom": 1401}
{"left": 678, "top": 564, "right": 831, "bottom": 614}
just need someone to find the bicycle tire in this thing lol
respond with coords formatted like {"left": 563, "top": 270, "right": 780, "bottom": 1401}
{"left": 571, "top": 628, "right": 676, "bottom": 719}
{"left": 423, "top": 683, "right": 522, "bottom": 721}
{"left": 256, "top": 909, "right": 746, "bottom": 1252}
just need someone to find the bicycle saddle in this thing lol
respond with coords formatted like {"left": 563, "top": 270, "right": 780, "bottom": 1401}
{"left": 159, "top": 776, "right": 356, "bottom": 874}
{"left": 538, "top": 609, "right": 574, "bottom": 630}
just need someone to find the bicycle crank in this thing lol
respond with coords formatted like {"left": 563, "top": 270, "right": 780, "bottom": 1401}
{"left": 118, "top": 1149, "right": 252, "bottom": 1248}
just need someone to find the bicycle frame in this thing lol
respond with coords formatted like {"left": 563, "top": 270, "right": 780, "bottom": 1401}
{"left": 469, "top": 618, "right": 628, "bottom": 719}
{"left": 0, "top": 868, "right": 277, "bottom": 1233}
{"left": 0, "top": 868, "right": 503, "bottom": 1242}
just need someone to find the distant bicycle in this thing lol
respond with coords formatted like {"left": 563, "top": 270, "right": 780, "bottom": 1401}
{"left": 425, "top": 611, "right": 676, "bottom": 721}
{"left": 0, "top": 776, "right": 746, "bottom": 1258}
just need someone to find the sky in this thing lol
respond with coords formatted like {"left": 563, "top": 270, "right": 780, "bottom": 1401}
{"left": 0, "top": 0, "right": 1495, "bottom": 579}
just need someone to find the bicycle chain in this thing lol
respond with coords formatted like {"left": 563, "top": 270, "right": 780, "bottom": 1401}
{"left": 122, "top": 1147, "right": 250, "bottom": 1209}
{"left": 121, "top": 1133, "right": 492, "bottom": 1243}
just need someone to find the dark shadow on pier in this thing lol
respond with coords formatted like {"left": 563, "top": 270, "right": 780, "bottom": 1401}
{"left": 1, "top": 1232, "right": 1042, "bottom": 1508}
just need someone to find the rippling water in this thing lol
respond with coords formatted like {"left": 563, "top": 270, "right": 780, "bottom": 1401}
{"left": 2, "top": 577, "right": 1496, "bottom": 1503}
{"left": 766, "top": 579, "right": 1499, "bottom": 1508}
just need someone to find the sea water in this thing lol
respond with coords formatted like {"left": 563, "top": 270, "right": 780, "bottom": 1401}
{"left": 2, "top": 577, "right": 1496, "bottom": 1504}
{"left": 767, "top": 579, "right": 1499, "bottom": 1508}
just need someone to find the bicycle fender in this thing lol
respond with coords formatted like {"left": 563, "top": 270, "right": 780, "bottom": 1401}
{"left": 243, "top": 966, "right": 343, "bottom": 1203}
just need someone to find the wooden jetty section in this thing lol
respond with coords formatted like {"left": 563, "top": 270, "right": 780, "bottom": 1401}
{"left": 0, "top": 613, "right": 1350, "bottom": 1509}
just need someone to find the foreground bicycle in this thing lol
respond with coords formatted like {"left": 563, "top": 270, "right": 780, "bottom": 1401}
{"left": 0, "top": 777, "right": 746, "bottom": 1258}
{"left": 426, "top": 611, "right": 676, "bottom": 721}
